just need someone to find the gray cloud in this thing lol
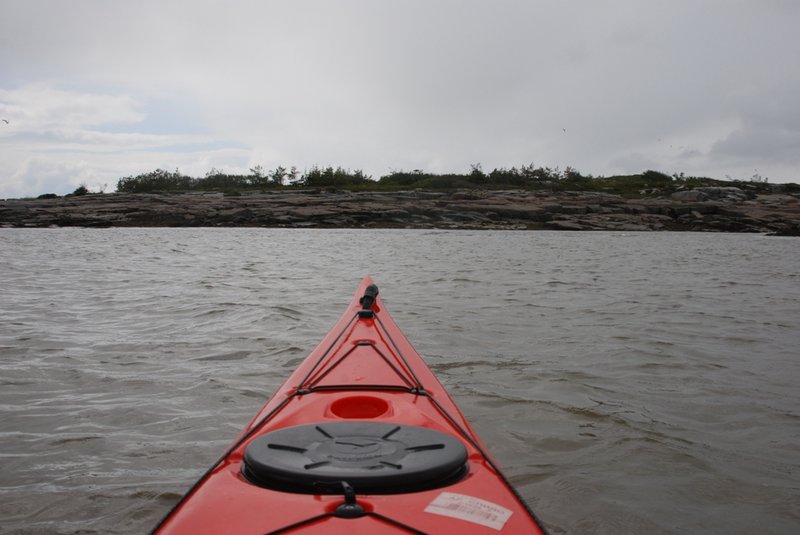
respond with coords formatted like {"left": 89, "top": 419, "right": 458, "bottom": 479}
{"left": 1, "top": 0, "right": 799, "bottom": 197}
{"left": 711, "top": 82, "right": 800, "bottom": 164}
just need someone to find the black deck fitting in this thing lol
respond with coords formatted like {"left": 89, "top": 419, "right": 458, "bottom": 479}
{"left": 358, "top": 284, "right": 379, "bottom": 318}
{"left": 334, "top": 482, "right": 365, "bottom": 518}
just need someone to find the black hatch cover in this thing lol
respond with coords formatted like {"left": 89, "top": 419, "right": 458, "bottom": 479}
{"left": 242, "top": 421, "right": 468, "bottom": 494}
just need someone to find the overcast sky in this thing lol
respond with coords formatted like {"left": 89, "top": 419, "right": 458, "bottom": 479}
{"left": 1, "top": 0, "right": 798, "bottom": 198}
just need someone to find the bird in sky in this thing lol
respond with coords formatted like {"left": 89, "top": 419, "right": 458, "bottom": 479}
{"left": 1, "top": 119, "right": 9, "bottom": 124}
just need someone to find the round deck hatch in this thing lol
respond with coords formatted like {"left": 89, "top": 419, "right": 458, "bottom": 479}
{"left": 242, "top": 421, "right": 468, "bottom": 494}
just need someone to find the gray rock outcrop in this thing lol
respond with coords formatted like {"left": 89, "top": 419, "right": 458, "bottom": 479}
{"left": 2, "top": 188, "right": 798, "bottom": 234}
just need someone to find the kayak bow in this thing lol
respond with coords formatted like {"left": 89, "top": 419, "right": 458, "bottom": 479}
{"left": 153, "top": 277, "right": 548, "bottom": 534}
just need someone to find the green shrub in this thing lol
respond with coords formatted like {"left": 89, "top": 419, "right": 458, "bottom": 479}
{"left": 117, "top": 168, "right": 194, "bottom": 192}
{"left": 299, "top": 166, "right": 371, "bottom": 187}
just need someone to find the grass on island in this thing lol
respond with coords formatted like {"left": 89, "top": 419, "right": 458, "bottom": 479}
{"left": 31, "top": 164, "right": 800, "bottom": 201}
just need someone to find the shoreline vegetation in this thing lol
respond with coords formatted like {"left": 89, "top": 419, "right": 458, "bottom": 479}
{"left": 2, "top": 166, "right": 799, "bottom": 234}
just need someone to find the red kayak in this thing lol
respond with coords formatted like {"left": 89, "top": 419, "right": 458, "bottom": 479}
{"left": 152, "top": 277, "right": 548, "bottom": 534}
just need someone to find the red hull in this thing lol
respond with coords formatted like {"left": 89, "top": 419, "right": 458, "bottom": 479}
{"left": 153, "top": 277, "right": 547, "bottom": 534}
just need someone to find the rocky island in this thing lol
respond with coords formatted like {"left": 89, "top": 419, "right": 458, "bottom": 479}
{"left": 2, "top": 187, "right": 799, "bottom": 235}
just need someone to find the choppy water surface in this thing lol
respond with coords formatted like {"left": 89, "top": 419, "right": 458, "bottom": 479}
{"left": 1, "top": 229, "right": 798, "bottom": 534}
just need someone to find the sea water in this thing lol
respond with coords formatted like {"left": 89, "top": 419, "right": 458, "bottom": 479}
{"left": 1, "top": 228, "right": 798, "bottom": 534}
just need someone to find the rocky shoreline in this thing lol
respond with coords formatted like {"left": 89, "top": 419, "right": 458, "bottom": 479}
{"left": 2, "top": 188, "right": 799, "bottom": 235}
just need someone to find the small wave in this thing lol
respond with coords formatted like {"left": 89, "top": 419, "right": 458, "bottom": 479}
{"left": 430, "top": 359, "right": 500, "bottom": 372}
{"left": 270, "top": 305, "right": 303, "bottom": 319}
{"left": 193, "top": 351, "right": 252, "bottom": 362}
{"left": 525, "top": 435, "right": 596, "bottom": 453}
{"left": 130, "top": 490, "right": 184, "bottom": 502}
{"left": 265, "top": 345, "right": 305, "bottom": 357}
{"left": 49, "top": 435, "right": 103, "bottom": 446}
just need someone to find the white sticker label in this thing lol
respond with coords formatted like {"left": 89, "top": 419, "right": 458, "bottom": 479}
{"left": 424, "top": 492, "right": 513, "bottom": 531}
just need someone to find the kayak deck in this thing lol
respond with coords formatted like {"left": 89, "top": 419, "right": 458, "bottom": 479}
{"left": 153, "top": 277, "right": 547, "bottom": 534}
